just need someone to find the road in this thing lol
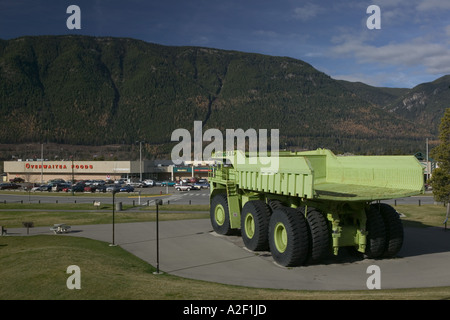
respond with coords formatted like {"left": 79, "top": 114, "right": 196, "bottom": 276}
{"left": 0, "top": 187, "right": 211, "bottom": 206}
{"left": 0, "top": 189, "right": 440, "bottom": 207}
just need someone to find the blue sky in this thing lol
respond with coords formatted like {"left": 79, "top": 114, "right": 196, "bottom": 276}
{"left": 1, "top": 0, "right": 449, "bottom": 88}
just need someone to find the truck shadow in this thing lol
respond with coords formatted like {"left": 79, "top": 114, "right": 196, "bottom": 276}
{"left": 222, "top": 226, "right": 450, "bottom": 266}
{"left": 398, "top": 226, "right": 450, "bottom": 258}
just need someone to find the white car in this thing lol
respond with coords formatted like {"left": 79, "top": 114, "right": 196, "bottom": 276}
{"left": 143, "top": 180, "right": 154, "bottom": 187}
{"left": 30, "top": 185, "right": 41, "bottom": 192}
{"left": 175, "top": 183, "right": 192, "bottom": 191}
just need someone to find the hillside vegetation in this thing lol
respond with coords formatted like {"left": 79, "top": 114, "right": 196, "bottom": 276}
{"left": 0, "top": 35, "right": 446, "bottom": 160}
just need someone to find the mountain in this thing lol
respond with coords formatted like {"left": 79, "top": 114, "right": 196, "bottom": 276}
{"left": 337, "top": 80, "right": 409, "bottom": 109}
{"left": 0, "top": 35, "right": 444, "bottom": 160}
{"left": 383, "top": 75, "right": 450, "bottom": 135}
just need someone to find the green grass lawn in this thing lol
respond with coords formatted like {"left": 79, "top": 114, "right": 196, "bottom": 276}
{"left": 1, "top": 235, "right": 450, "bottom": 300}
{"left": 1, "top": 203, "right": 449, "bottom": 300}
{"left": 395, "top": 204, "right": 448, "bottom": 228}
{"left": 0, "top": 202, "right": 446, "bottom": 228}
{"left": 0, "top": 203, "right": 209, "bottom": 228}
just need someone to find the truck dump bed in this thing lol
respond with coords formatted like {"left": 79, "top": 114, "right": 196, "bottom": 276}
{"left": 214, "top": 149, "right": 424, "bottom": 201}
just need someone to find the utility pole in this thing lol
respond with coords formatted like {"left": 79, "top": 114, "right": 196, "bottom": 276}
{"left": 40, "top": 143, "right": 44, "bottom": 184}
{"left": 426, "top": 138, "right": 429, "bottom": 181}
{"left": 136, "top": 141, "right": 144, "bottom": 181}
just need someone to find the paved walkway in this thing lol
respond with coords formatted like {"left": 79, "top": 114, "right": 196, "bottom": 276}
{"left": 5, "top": 219, "right": 450, "bottom": 290}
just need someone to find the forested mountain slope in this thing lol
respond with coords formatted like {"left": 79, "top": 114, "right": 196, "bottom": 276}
{"left": 0, "top": 35, "right": 443, "bottom": 157}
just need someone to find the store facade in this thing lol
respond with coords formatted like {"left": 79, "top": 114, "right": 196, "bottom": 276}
{"left": 3, "top": 159, "right": 213, "bottom": 183}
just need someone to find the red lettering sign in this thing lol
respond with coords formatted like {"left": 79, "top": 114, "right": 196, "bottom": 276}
{"left": 25, "top": 163, "right": 94, "bottom": 170}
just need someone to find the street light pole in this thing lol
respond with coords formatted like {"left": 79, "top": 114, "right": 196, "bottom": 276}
{"left": 40, "top": 143, "right": 44, "bottom": 184}
{"left": 153, "top": 199, "right": 163, "bottom": 275}
{"left": 135, "top": 140, "right": 144, "bottom": 182}
{"left": 71, "top": 156, "right": 74, "bottom": 197}
{"left": 140, "top": 141, "right": 142, "bottom": 182}
{"left": 110, "top": 190, "right": 117, "bottom": 247}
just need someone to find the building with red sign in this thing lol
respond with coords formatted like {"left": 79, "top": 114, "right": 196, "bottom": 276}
{"left": 3, "top": 159, "right": 213, "bottom": 183}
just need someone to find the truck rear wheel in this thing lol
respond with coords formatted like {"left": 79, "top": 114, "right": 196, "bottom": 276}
{"left": 365, "top": 205, "right": 387, "bottom": 258}
{"left": 303, "top": 207, "right": 330, "bottom": 263}
{"left": 269, "top": 207, "right": 310, "bottom": 267}
{"left": 373, "top": 203, "right": 404, "bottom": 258}
{"left": 241, "top": 200, "right": 271, "bottom": 251}
{"left": 210, "top": 194, "right": 233, "bottom": 235}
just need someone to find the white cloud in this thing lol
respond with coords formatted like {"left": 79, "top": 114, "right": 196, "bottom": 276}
{"left": 292, "top": 3, "right": 324, "bottom": 21}
{"left": 417, "top": 0, "right": 450, "bottom": 11}
{"left": 331, "top": 36, "right": 450, "bottom": 75}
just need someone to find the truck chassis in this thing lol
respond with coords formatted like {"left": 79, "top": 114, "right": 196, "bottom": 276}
{"left": 209, "top": 149, "right": 423, "bottom": 267}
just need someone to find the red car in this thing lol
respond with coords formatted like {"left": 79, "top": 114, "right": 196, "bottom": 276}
{"left": 84, "top": 186, "right": 97, "bottom": 193}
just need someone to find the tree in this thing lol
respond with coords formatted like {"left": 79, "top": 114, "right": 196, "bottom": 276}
{"left": 429, "top": 108, "right": 450, "bottom": 227}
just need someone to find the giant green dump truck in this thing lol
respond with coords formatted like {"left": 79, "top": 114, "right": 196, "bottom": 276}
{"left": 209, "top": 149, "right": 424, "bottom": 267}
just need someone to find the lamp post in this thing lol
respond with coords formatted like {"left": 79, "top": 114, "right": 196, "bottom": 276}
{"left": 71, "top": 155, "right": 74, "bottom": 197}
{"left": 153, "top": 199, "right": 163, "bottom": 274}
{"left": 110, "top": 190, "right": 118, "bottom": 247}
{"left": 40, "top": 143, "right": 44, "bottom": 184}
{"left": 135, "top": 141, "right": 144, "bottom": 182}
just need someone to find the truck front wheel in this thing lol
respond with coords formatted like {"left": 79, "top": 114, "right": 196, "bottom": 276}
{"left": 241, "top": 200, "right": 271, "bottom": 251}
{"left": 210, "top": 194, "right": 233, "bottom": 235}
{"left": 269, "top": 207, "right": 310, "bottom": 267}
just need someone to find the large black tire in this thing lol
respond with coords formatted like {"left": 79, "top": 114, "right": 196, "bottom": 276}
{"left": 241, "top": 200, "right": 271, "bottom": 251}
{"left": 302, "top": 207, "right": 330, "bottom": 263}
{"left": 210, "top": 194, "right": 233, "bottom": 235}
{"left": 373, "top": 203, "right": 404, "bottom": 258}
{"left": 268, "top": 199, "right": 284, "bottom": 212}
{"left": 269, "top": 207, "right": 310, "bottom": 267}
{"left": 365, "top": 205, "right": 387, "bottom": 258}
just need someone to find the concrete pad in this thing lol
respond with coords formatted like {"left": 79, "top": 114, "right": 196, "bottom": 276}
{"left": 6, "top": 219, "right": 450, "bottom": 290}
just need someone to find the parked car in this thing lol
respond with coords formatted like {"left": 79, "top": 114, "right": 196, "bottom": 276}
{"left": 119, "top": 185, "right": 134, "bottom": 193}
{"left": 0, "top": 183, "right": 20, "bottom": 190}
{"left": 106, "top": 184, "right": 122, "bottom": 193}
{"left": 70, "top": 184, "right": 85, "bottom": 192}
{"left": 143, "top": 180, "right": 154, "bottom": 187}
{"left": 95, "top": 185, "right": 107, "bottom": 193}
{"left": 84, "top": 185, "right": 97, "bottom": 193}
{"left": 161, "top": 180, "right": 176, "bottom": 186}
{"left": 30, "top": 185, "right": 41, "bottom": 192}
{"left": 174, "top": 183, "right": 192, "bottom": 191}
{"left": 38, "top": 184, "right": 52, "bottom": 192}
{"left": 190, "top": 183, "right": 202, "bottom": 190}
{"left": 129, "top": 181, "right": 143, "bottom": 188}
{"left": 52, "top": 183, "right": 70, "bottom": 192}
{"left": 194, "top": 181, "right": 209, "bottom": 189}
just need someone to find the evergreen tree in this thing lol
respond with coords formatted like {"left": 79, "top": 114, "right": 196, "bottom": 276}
{"left": 429, "top": 108, "right": 450, "bottom": 226}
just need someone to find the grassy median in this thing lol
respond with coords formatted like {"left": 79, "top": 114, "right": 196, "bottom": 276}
{"left": 0, "top": 203, "right": 209, "bottom": 228}
{"left": 0, "top": 202, "right": 447, "bottom": 229}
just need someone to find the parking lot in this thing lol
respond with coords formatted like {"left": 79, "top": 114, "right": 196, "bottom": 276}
{"left": 0, "top": 186, "right": 211, "bottom": 206}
